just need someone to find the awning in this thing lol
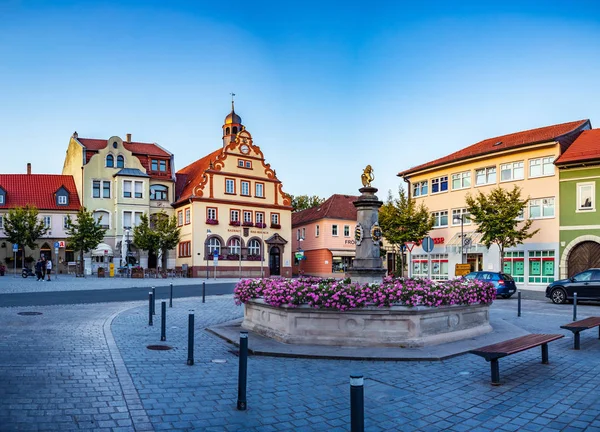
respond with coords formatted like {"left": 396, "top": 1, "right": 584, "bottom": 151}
{"left": 92, "top": 243, "right": 114, "bottom": 256}
{"left": 329, "top": 249, "right": 355, "bottom": 257}
{"left": 445, "top": 232, "right": 484, "bottom": 252}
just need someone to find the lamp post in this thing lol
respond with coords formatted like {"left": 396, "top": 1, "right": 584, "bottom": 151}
{"left": 298, "top": 238, "right": 304, "bottom": 276}
{"left": 260, "top": 225, "right": 264, "bottom": 278}
{"left": 205, "top": 229, "right": 211, "bottom": 279}
{"left": 453, "top": 215, "right": 465, "bottom": 264}
{"left": 239, "top": 224, "right": 242, "bottom": 279}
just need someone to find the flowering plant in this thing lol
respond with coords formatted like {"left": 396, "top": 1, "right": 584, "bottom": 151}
{"left": 206, "top": 219, "right": 219, "bottom": 225}
{"left": 242, "top": 221, "right": 254, "bottom": 227}
{"left": 234, "top": 276, "right": 495, "bottom": 310}
{"left": 270, "top": 223, "right": 281, "bottom": 229}
{"left": 246, "top": 254, "right": 262, "bottom": 261}
{"left": 255, "top": 222, "right": 267, "bottom": 228}
{"left": 226, "top": 253, "right": 240, "bottom": 260}
{"left": 229, "top": 221, "right": 241, "bottom": 227}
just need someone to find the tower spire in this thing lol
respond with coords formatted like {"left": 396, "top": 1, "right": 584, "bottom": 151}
{"left": 230, "top": 92, "right": 236, "bottom": 111}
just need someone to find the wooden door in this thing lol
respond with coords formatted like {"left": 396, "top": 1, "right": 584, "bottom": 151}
{"left": 568, "top": 241, "right": 600, "bottom": 277}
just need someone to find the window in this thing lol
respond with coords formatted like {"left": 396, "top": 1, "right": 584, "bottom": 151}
{"left": 529, "top": 198, "right": 555, "bottom": 219}
{"left": 0, "top": 215, "right": 3, "bottom": 229}
{"left": 297, "top": 229, "right": 301, "bottom": 240}
{"left": 63, "top": 216, "right": 70, "bottom": 229}
{"left": 255, "top": 212, "right": 264, "bottom": 225}
{"left": 178, "top": 241, "right": 191, "bottom": 258}
{"left": 475, "top": 167, "right": 496, "bottom": 185}
{"left": 238, "top": 159, "right": 252, "bottom": 169}
{"left": 123, "top": 211, "right": 132, "bottom": 229}
{"left": 185, "top": 208, "right": 191, "bottom": 225}
{"left": 106, "top": 154, "right": 114, "bottom": 168}
{"left": 432, "top": 210, "right": 448, "bottom": 228}
{"left": 529, "top": 157, "right": 555, "bottom": 178}
{"left": 43, "top": 216, "right": 51, "bottom": 229}
{"left": 116, "top": 155, "right": 124, "bottom": 168}
{"left": 271, "top": 213, "right": 279, "bottom": 225}
{"left": 93, "top": 180, "right": 100, "bottom": 198}
{"left": 412, "top": 255, "right": 428, "bottom": 278}
{"left": 123, "top": 181, "right": 132, "bottom": 198}
{"left": 177, "top": 211, "right": 183, "bottom": 226}
{"left": 226, "top": 179, "right": 235, "bottom": 194}
{"left": 451, "top": 208, "right": 471, "bottom": 225}
{"left": 0, "top": 195, "right": 3, "bottom": 205}
{"left": 134, "top": 212, "right": 142, "bottom": 227}
{"left": 248, "top": 239, "right": 260, "bottom": 256}
{"left": 503, "top": 251, "right": 525, "bottom": 283}
{"left": 500, "top": 161, "right": 524, "bottom": 182}
{"left": 528, "top": 250, "right": 555, "bottom": 284}
{"left": 241, "top": 181, "right": 250, "bottom": 196}
{"left": 230, "top": 210, "right": 240, "bottom": 222}
{"left": 413, "top": 181, "right": 428, "bottom": 197}
{"left": 151, "top": 160, "right": 158, "bottom": 171}
{"left": 207, "top": 237, "right": 221, "bottom": 256}
{"left": 243, "top": 211, "right": 252, "bottom": 223}
{"left": 332, "top": 225, "right": 338, "bottom": 236}
{"left": 150, "top": 185, "right": 168, "bottom": 201}
{"left": 577, "top": 182, "right": 595, "bottom": 211}
{"left": 516, "top": 208, "right": 525, "bottom": 220}
{"left": 103, "top": 181, "right": 111, "bottom": 198}
{"left": 316, "top": 225, "right": 320, "bottom": 237}
{"left": 431, "top": 176, "right": 448, "bottom": 194}
{"left": 238, "top": 160, "right": 244, "bottom": 167}
{"left": 58, "top": 195, "right": 68, "bottom": 205}
{"left": 255, "top": 183, "right": 264, "bottom": 198}
{"left": 246, "top": 161, "right": 251, "bottom": 168}
{"left": 228, "top": 238, "right": 241, "bottom": 255}
{"left": 207, "top": 208, "right": 217, "bottom": 221}
{"left": 94, "top": 211, "right": 110, "bottom": 229}
{"left": 134, "top": 181, "right": 143, "bottom": 199}
{"left": 430, "top": 254, "right": 449, "bottom": 280}
{"left": 160, "top": 160, "right": 166, "bottom": 171}
{"left": 451, "top": 172, "right": 471, "bottom": 190}
{"left": 344, "top": 225, "right": 350, "bottom": 237}
{"left": 302, "top": 227, "right": 306, "bottom": 239}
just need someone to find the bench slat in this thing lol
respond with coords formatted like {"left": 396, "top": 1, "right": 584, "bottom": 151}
{"left": 561, "top": 316, "right": 600, "bottom": 331}
{"left": 470, "top": 334, "right": 563, "bottom": 359}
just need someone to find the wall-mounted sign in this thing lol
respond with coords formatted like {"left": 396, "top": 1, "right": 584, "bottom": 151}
{"left": 354, "top": 224, "right": 363, "bottom": 246}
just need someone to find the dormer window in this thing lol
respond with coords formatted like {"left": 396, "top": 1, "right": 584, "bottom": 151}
{"left": 106, "top": 154, "right": 114, "bottom": 168}
{"left": 0, "top": 194, "right": 4, "bottom": 205}
{"left": 58, "top": 195, "right": 67, "bottom": 205}
{"left": 117, "top": 155, "right": 124, "bottom": 168}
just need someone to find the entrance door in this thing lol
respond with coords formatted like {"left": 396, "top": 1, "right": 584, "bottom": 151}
{"left": 269, "top": 247, "right": 281, "bottom": 276}
{"left": 148, "top": 251, "right": 157, "bottom": 269}
{"left": 568, "top": 241, "right": 600, "bottom": 277}
{"left": 467, "top": 253, "right": 483, "bottom": 272}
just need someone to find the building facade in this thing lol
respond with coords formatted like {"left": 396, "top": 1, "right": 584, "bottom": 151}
{"left": 398, "top": 120, "right": 591, "bottom": 290}
{"left": 0, "top": 164, "right": 81, "bottom": 273}
{"left": 555, "top": 129, "right": 600, "bottom": 278}
{"left": 173, "top": 104, "right": 293, "bottom": 278}
{"left": 62, "top": 133, "right": 176, "bottom": 274}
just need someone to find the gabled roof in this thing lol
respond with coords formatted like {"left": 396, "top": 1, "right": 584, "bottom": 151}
{"left": 113, "top": 168, "right": 150, "bottom": 178}
{"left": 175, "top": 148, "right": 223, "bottom": 204}
{"left": 78, "top": 138, "right": 171, "bottom": 157}
{"left": 555, "top": 129, "right": 600, "bottom": 165}
{"left": 0, "top": 174, "right": 81, "bottom": 210}
{"left": 398, "top": 119, "right": 590, "bottom": 177}
{"left": 292, "top": 194, "right": 358, "bottom": 227}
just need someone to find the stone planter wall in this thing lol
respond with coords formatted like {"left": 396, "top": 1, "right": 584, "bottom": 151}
{"left": 242, "top": 299, "right": 491, "bottom": 348}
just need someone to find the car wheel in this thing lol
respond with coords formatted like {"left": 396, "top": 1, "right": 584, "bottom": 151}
{"left": 502, "top": 294, "right": 513, "bottom": 299}
{"left": 550, "top": 288, "right": 567, "bottom": 304}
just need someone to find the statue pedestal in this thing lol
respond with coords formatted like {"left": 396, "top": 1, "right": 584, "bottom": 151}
{"left": 346, "top": 187, "right": 387, "bottom": 284}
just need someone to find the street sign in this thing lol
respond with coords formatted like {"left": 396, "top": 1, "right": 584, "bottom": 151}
{"left": 422, "top": 236, "right": 434, "bottom": 253}
{"left": 54, "top": 241, "right": 60, "bottom": 248}
{"left": 12, "top": 244, "right": 18, "bottom": 252}
{"left": 455, "top": 263, "right": 472, "bottom": 277}
{"left": 213, "top": 249, "right": 219, "bottom": 257}
{"left": 58, "top": 241, "right": 65, "bottom": 248}
{"left": 404, "top": 241, "right": 415, "bottom": 253}
{"left": 55, "top": 248, "right": 59, "bottom": 254}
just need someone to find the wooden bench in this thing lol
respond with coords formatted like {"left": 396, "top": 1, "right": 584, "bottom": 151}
{"left": 560, "top": 317, "right": 600, "bottom": 350}
{"left": 470, "top": 334, "right": 564, "bottom": 385}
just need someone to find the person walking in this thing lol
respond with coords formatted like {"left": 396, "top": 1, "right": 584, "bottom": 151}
{"left": 41, "top": 257, "right": 47, "bottom": 281}
{"left": 46, "top": 258, "right": 52, "bottom": 281}
{"left": 35, "top": 258, "right": 43, "bottom": 281}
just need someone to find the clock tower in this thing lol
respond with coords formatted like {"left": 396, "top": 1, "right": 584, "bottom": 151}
{"left": 222, "top": 99, "right": 244, "bottom": 148}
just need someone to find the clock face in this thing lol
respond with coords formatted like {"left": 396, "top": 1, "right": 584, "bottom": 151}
{"left": 240, "top": 144, "right": 250, "bottom": 154}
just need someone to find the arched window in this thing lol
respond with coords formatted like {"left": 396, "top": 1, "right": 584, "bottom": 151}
{"left": 150, "top": 185, "right": 168, "bottom": 201}
{"left": 116, "top": 155, "right": 125, "bottom": 168}
{"left": 106, "top": 154, "right": 114, "bottom": 168}
{"left": 93, "top": 210, "right": 110, "bottom": 229}
{"left": 227, "top": 237, "right": 241, "bottom": 255}
{"left": 232, "top": 127, "right": 238, "bottom": 134}
{"left": 248, "top": 239, "right": 260, "bottom": 256}
{"left": 208, "top": 238, "right": 221, "bottom": 255}
{"left": 225, "top": 127, "right": 230, "bottom": 135}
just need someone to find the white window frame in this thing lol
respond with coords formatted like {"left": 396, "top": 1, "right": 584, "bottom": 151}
{"left": 226, "top": 179, "right": 235, "bottom": 194}
{"left": 243, "top": 211, "right": 252, "bottom": 223}
{"left": 271, "top": 213, "right": 279, "bottom": 225}
{"left": 302, "top": 227, "right": 306, "bottom": 239}
{"left": 43, "top": 216, "right": 51, "bottom": 229}
{"left": 134, "top": 181, "right": 143, "bottom": 199}
{"left": 134, "top": 212, "right": 143, "bottom": 227}
{"left": 413, "top": 180, "right": 428, "bottom": 197}
{"left": 123, "top": 180, "right": 132, "bottom": 198}
{"left": 248, "top": 239, "right": 260, "bottom": 255}
{"left": 241, "top": 181, "right": 250, "bottom": 196}
{"left": 124, "top": 211, "right": 133, "bottom": 229}
{"left": 0, "top": 215, "right": 3, "bottom": 229}
{"left": 207, "top": 207, "right": 217, "bottom": 220}
{"left": 344, "top": 225, "right": 350, "bottom": 237}
{"left": 451, "top": 208, "right": 471, "bottom": 226}
{"left": 451, "top": 172, "right": 471, "bottom": 190}
{"left": 185, "top": 208, "right": 191, "bottom": 224}
{"left": 500, "top": 161, "right": 524, "bottom": 182}
{"left": 228, "top": 238, "right": 241, "bottom": 255}
{"left": 255, "top": 212, "right": 264, "bottom": 224}
{"left": 230, "top": 210, "right": 240, "bottom": 222}
{"left": 432, "top": 210, "right": 448, "bottom": 228}
{"left": 431, "top": 176, "right": 449, "bottom": 194}
{"left": 475, "top": 167, "right": 497, "bottom": 186}
{"left": 63, "top": 216, "right": 70, "bottom": 229}
{"left": 529, "top": 197, "right": 555, "bottom": 219}
{"left": 0, "top": 195, "right": 3, "bottom": 205}
{"left": 94, "top": 210, "right": 111, "bottom": 229}
{"left": 332, "top": 224, "right": 338, "bottom": 236}
{"left": 577, "top": 182, "right": 595, "bottom": 212}
{"left": 255, "top": 183, "right": 264, "bottom": 198}
{"left": 529, "top": 156, "right": 555, "bottom": 178}
{"left": 316, "top": 225, "right": 320, "bottom": 237}
{"left": 58, "top": 195, "right": 67, "bottom": 205}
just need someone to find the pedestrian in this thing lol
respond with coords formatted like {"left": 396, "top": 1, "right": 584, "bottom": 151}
{"left": 46, "top": 258, "right": 52, "bottom": 281}
{"left": 35, "top": 258, "right": 43, "bottom": 281}
{"left": 41, "top": 257, "right": 47, "bottom": 281}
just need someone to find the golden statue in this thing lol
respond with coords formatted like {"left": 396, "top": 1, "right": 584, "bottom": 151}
{"left": 361, "top": 165, "right": 374, "bottom": 187}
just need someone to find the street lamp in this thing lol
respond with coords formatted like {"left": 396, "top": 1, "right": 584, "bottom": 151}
{"left": 453, "top": 215, "right": 466, "bottom": 264}
{"left": 205, "top": 229, "right": 211, "bottom": 279}
{"left": 298, "top": 238, "right": 304, "bottom": 276}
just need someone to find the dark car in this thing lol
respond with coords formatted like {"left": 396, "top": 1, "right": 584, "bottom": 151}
{"left": 545, "top": 268, "right": 600, "bottom": 304}
{"left": 464, "top": 271, "right": 517, "bottom": 298}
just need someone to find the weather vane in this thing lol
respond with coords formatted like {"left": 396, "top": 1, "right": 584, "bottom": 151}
{"left": 230, "top": 92, "right": 236, "bottom": 109}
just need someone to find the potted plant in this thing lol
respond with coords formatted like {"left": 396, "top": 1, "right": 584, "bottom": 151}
{"left": 229, "top": 221, "right": 241, "bottom": 227}
{"left": 255, "top": 222, "right": 267, "bottom": 228}
{"left": 270, "top": 223, "right": 281, "bottom": 229}
{"left": 226, "top": 253, "right": 240, "bottom": 260}
{"left": 206, "top": 219, "right": 219, "bottom": 225}
{"left": 242, "top": 221, "right": 254, "bottom": 227}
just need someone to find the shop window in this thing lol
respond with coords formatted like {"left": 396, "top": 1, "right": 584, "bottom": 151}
{"left": 528, "top": 250, "right": 555, "bottom": 284}
{"left": 503, "top": 251, "right": 525, "bottom": 283}
{"left": 412, "top": 255, "right": 428, "bottom": 278}
{"left": 430, "top": 254, "right": 449, "bottom": 280}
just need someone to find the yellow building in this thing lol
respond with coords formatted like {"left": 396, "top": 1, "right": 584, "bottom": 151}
{"left": 398, "top": 120, "right": 590, "bottom": 290}
{"left": 174, "top": 104, "right": 293, "bottom": 278}
{"left": 62, "top": 133, "right": 175, "bottom": 274}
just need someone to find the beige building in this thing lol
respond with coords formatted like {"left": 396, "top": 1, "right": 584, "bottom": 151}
{"left": 62, "top": 133, "right": 175, "bottom": 274}
{"left": 174, "top": 104, "right": 293, "bottom": 278}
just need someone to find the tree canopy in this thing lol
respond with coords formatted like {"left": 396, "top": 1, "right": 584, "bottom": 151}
{"left": 288, "top": 194, "right": 325, "bottom": 212}
{"left": 465, "top": 185, "right": 539, "bottom": 268}
{"left": 134, "top": 212, "right": 180, "bottom": 269}
{"left": 65, "top": 207, "right": 107, "bottom": 275}
{"left": 2, "top": 205, "right": 49, "bottom": 266}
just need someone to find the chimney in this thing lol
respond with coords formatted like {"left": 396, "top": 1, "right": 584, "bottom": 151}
{"left": 27, "top": 163, "right": 31, "bottom": 175}
{"left": 126, "top": 133, "right": 132, "bottom": 142}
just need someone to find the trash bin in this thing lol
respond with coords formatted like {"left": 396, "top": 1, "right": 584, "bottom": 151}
{"left": 98, "top": 267, "right": 105, "bottom": 278}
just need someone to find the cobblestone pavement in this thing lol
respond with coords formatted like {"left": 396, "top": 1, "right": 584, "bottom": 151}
{"left": 3, "top": 295, "right": 600, "bottom": 431}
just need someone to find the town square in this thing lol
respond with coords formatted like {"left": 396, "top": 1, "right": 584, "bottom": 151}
{"left": 2, "top": 1, "right": 600, "bottom": 431}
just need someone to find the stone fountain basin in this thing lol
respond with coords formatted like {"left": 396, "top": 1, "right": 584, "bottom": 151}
{"left": 242, "top": 299, "right": 491, "bottom": 348}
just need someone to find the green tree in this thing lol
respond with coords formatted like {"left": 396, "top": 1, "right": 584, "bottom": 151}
{"left": 65, "top": 207, "right": 107, "bottom": 276}
{"left": 288, "top": 194, "right": 325, "bottom": 212}
{"left": 465, "top": 185, "right": 539, "bottom": 269}
{"left": 379, "top": 187, "right": 434, "bottom": 276}
{"left": 134, "top": 212, "right": 180, "bottom": 269}
{"left": 2, "top": 205, "right": 49, "bottom": 267}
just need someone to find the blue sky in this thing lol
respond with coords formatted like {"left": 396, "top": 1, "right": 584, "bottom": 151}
{"left": 2, "top": 1, "right": 600, "bottom": 200}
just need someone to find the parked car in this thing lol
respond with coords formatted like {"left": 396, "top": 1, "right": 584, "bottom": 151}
{"left": 464, "top": 271, "right": 517, "bottom": 298}
{"left": 545, "top": 268, "right": 600, "bottom": 304}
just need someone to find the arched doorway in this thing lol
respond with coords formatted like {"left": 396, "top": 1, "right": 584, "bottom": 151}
{"left": 568, "top": 241, "right": 600, "bottom": 277}
{"left": 40, "top": 243, "right": 51, "bottom": 261}
{"left": 269, "top": 246, "right": 281, "bottom": 276}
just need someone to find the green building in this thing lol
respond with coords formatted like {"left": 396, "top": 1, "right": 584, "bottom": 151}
{"left": 556, "top": 129, "right": 600, "bottom": 278}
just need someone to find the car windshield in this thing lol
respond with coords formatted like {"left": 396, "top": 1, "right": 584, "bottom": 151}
{"left": 500, "top": 274, "right": 514, "bottom": 281}
{"left": 573, "top": 271, "right": 593, "bottom": 282}
{"left": 464, "top": 273, "right": 477, "bottom": 279}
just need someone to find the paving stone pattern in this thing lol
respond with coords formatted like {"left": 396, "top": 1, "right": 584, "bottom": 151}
{"left": 3, "top": 295, "right": 600, "bottom": 430}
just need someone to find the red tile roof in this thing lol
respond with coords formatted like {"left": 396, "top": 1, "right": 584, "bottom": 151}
{"left": 78, "top": 138, "right": 171, "bottom": 157}
{"left": 0, "top": 174, "right": 81, "bottom": 210}
{"left": 555, "top": 129, "right": 600, "bottom": 165}
{"left": 175, "top": 148, "right": 223, "bottom": 204}
{"left": 292, "top": 194, "right": 358, "bottom": 227}
{"left": 398, "top": 120, "right": 591, "bottom": 177}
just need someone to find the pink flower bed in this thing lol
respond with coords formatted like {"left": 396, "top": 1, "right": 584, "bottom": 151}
{"left": 234, "top": 276, "right": 496, "bottom": 310}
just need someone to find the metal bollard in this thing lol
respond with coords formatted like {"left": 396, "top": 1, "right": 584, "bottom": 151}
{"left": 148, "top": 292, "right": 153, "bottom": 326}
{"left": 187, "top": 310, "right": 195, "bottom": 366}
{"left": 573, "top": 292, "right": 578, "bottom": 322}
{"left": 202, "top": 281, "right": 206, "bottom": 304}
{"left": 152, "top": 287, "right": 156, "bottom": 315}
{"left": 160, "top": 301, "right": 166, "bottom": 341}
{"left": 237, "top": 331, "right": 249, "bottom": 410}
{"left": 169, "top": 283, "right": 173, "bottom": 308}
{"left": 350, "top": 374, "right": 365, "bottom": 432}
{"left": 518, "top": 291, "right": 521, "bottom": 317}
